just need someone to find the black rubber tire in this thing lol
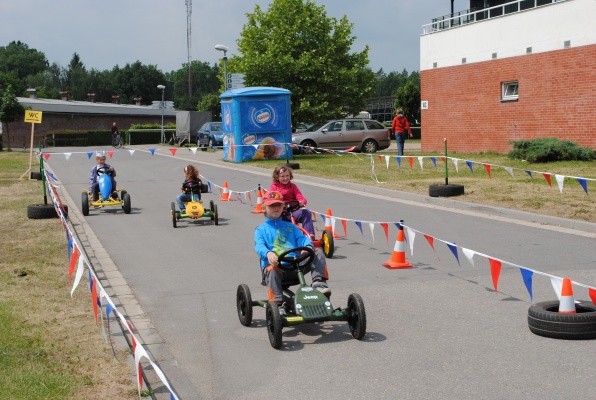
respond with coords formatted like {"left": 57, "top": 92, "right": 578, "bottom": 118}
{"left": 209, "top": 200, "right": 215, "bottom": 220}
{"left": 82, "top": 192, "right": 89, "bottom": 216}
{"left": 208, "top": 138, "right": 214, "bottom": 148}
{"left": 429, "top": 184, "right": 465, "bottom": 197}
{"left": 528, "top": 300, "right": 596, "bottom": 340}
{"left": 214, "top": 204, "right": 219, "bottom": 226}
{"left": 27, "top": 203, "right": 57, "bottom": 219}
{"left": 30, "top": 171, "right": 42, "bottom": 180}
{"left": 321, "top": 229, "right": 334, "bottom": 258}
{"left": 236, "top": 284, "right": 253, "bottom": 327}
{"left": 347, "top": 293, "right": 367, "bottom": 340}
{"left": 120, "top": 190, "right": 127, "bottom": 200}
{"left": 171, "top": 202, "right": 177, "bottom": 228}
{"left": 266, "top": 302, "right": 283, "bottom": 349}
{"left": 361, "top": 139, "right": 378, "bottom": 153}
{"left": 122, "top": 193, "right": 131, "bottom": 214}
{"left": 300, "top": 140, "right": 316, "bottom": 154}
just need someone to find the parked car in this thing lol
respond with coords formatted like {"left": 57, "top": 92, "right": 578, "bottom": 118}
{"left": 197, "top": 122, "right": 224, "bottom": 150}
{"left": 291, "top": 119, "right": 391, "bottom": 153}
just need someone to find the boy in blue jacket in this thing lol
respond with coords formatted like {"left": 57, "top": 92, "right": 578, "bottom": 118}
{"left": 254, "top": 191, "right": 330, "bottom": 307}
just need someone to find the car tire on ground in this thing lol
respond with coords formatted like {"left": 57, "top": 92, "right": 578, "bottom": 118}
{"left": 528, "top": 300, "right": 596, "bottom": 340}
{"left": 362, "top": 139, "right": 378, "bottom": 153}
{"left": 429, "top": 184, "right": 465, "bottom": 197}
{"left": 27, "top": 203, "right": 57, "bottom": 219}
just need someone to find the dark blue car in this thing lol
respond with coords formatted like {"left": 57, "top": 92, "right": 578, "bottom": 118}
{"left": 197, "top": 122, "right": 224, "bottom": 150}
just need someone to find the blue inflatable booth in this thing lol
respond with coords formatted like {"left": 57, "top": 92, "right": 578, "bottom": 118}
{"left": 220, "top": 87, "right": 293, "bottom": 163}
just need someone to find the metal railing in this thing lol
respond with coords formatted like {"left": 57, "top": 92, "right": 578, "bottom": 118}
{"left": 422, "top": 0, "right": 566, "bottom": 35}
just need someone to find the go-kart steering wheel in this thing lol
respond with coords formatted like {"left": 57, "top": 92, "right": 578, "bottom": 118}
{"left": 276, "top": 246, "right": 315, "bottom": 269}
{"left": 283, "top": 199, "right": 302, "bottom": 213}
{"left": 96, "top": 166, "right": 110, "bottom": 176}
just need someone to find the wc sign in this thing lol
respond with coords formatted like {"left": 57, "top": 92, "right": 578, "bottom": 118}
{"left": 24, "top": 110, "right": 43, "bottom": 123}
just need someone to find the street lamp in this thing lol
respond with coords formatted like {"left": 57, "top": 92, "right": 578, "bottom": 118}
{"left": 157, "top": 84, "right": 166, "bottom": 143}
{"left": 214, "top": 44, "right": 229, "bottom": 91}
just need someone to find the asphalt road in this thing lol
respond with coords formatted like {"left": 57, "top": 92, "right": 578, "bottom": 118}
{"left": 44, "top": 145, "right": 596, "bottom": 400}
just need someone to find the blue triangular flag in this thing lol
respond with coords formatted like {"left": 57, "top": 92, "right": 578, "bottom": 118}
{"left": 355, "top": 221, "right": 363, "bottom": 236}
{"left": 525, "top": 170, "right": 533, "bottom": 178}
{"left": 149, "top": 148, "right": 156, "bottom": 155}
{"left": 87, "top": 152, "right": 93, "bottom": 159}
{"left": 520, "top": 268, "right": 534, "bottom": 301}
{"left": 577, "top": 178, "right": 588, "bottom": 195}
{"left": 446, "top": 242, "right": 460, "bottom": 267}
{"left": 466, "top": 160, "right": 474, "bottom": 173}
{"left": 396, "top": 156, "right": 401, "bottom": 167}
{"left": 430, "top": 157, "right": 437, "bottom": 168}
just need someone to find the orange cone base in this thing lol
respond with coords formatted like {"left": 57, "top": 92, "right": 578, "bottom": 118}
{"left": 383, "top": 260, "right": 413, "bottom": 269}
{"left": 251, "top": 209, "right": 264, "bottom": 214}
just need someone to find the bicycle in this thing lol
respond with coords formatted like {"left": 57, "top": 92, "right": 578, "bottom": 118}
{"left": 112, "top": 131, "right": 124, "bottom": 149}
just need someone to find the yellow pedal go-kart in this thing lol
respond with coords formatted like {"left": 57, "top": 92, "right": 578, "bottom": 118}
{"left": 82, "top": 167, "right": 131, "bottom": 216}
{"left": 171, "top": 199, "right": 218, "bottom": 228}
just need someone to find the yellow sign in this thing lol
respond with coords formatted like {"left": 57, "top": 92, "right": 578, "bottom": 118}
{"left": 24, "top": 110, "right": 43, "bottom": 123}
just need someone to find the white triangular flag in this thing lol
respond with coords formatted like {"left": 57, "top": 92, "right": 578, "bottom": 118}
{"left": 405, "top": 227, "right": 415, "bottom": 255}
{"left": 418, "top": 156, "right": 424, "bottom": 171}
{"left": 461, "top": 247, "right": 476, "bottom": 268}
{"left": 555, "top": 174, "right": 565, "bottom": 194}
{"left": 64, "top": 153, "right": 72, "bottom": 160}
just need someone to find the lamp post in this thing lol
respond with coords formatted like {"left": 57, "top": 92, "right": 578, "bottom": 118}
{"left": 214, "top": 44, "right": 229, "bottom": 91}
{"left": 157, "top": 84, "right": 166, "bottom": 143}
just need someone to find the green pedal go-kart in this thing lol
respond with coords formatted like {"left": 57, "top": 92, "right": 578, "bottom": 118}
{"left": 82, "top": 167, "right": 131, "bottom": 216}
{"left": 236, "top": 246, "right": 366, "bottom": 349}
{"left": 171, "top": 199, "right": 218, "bottom": 228}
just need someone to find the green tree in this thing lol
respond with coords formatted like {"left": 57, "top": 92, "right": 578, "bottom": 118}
{"left": 65, "top": 53, "right": 89, "bottom": 100}
{"left": 374, "top": 69, "right": 409, "bottom": 97}
{"left": 394, "top": 81, "right": 420, "bottom": 124}
{"left": 230, "top": 0, "right": 375, "bottom": 125}
{"left": 197, "top": 93, "right": 222, "bottom": 120}
{"left": 0, "top": 41, "right": 48, "bottom": 95}
{"left": 172, "top": 61, "right": 221, "bottom": 110}
{"left": 0, "top": 84, "right": 26, "bottom": 151}
{"left": 112, "top": 61, "right": 166, "bottom": 105}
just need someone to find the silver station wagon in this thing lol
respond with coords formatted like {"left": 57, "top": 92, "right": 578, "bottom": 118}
{"left": 291, "top": 118, "right": 391, "bottom": 153}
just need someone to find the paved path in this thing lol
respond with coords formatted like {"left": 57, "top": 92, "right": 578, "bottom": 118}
{"left": 45, "top": 145, "right": 596, "bottom": 400}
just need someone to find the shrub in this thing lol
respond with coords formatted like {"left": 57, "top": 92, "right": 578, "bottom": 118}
{"left": 507, "top": 137, "right": 596, "bottom": 163}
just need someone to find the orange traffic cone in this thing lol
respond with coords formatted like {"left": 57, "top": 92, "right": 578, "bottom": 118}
{"left": 252, "top": 185, "right": 264, "bottom": 214}
{"left": 383, "top": 222, "right": 413, "bottom": 269}
{"left": 220, "top": 181, "right": 230, "bottom": 201}
{"left": 324, "top": 208, "right": 341, "bottom": 238}
{"left": 558, "top": 278, "right": 576, "bottom": 314}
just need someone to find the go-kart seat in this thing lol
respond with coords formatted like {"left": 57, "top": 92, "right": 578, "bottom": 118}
{"left": 260, "top": 262, "right": 311, "bottom": 288}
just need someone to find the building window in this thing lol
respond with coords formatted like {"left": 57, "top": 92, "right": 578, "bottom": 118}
{"left": 502, "top": 81, "right": 518, "bottom": 101}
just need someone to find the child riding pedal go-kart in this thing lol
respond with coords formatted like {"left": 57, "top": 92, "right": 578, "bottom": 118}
{"left": 81, "top": 166, "right": 131, "bottom": 216}
{"left": 170, "top": 165, "right": 218, "bottom": 227}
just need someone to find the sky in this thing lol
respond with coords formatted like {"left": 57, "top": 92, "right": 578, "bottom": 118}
{"left": 0, "top": 0, "right": 468, "bottom": 75}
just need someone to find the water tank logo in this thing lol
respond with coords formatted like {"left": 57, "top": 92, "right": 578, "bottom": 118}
{"left": 224, "top": 110, "right": 231, "bottom": 127}
{"left": 255, "top": 108, "right": 271, "bottom": 124}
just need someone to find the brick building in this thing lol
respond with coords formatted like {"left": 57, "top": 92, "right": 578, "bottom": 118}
{"left": 420, "top": 0, "right": 596, "bottom": 153}
{"left": 2, "top": 91, "right": 176, "bottom": 148}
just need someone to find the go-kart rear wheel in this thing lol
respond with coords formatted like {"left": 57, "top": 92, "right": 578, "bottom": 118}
{"left": 265, "top": 302, "right": 283, "bottom": 349}
{"left": 81, "top": 192, "right": 89, "bottom": 216}
{"left": 236, "top": 284, "right": 253, "bottom": 326}
{"left": 347, "top": 293, "right": 366, "bottom": 340}
{"left": 122, "top": 192, "right": 131, "bottom": 214}
{"left": 321, "top": 229, "right": 334, "bottom": 258}
{"left": 171, "top": 202, "right": 177, "bottom": 228}
{"left": 210, "top": 200, "right": 215, "bottom": 220}
{"left": 120, "top": 190, "right": 127, "bottom": 200}
{"left": 213, "top": 204, "right": 219, "bottom": 226}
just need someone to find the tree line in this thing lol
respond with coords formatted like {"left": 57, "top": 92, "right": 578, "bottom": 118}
{"left": 1, "top": 0, "right": 421, "bottom": 130}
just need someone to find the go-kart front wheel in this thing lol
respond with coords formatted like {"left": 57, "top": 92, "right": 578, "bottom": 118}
{"left": 347, "top": 293, "right": 366, "bottom": 340}
{"left": 321, "top": 229, "right": 334, "bottom": 258}
{"left": 266, "top": 302, "right": 283, "bottom": 349}
{"left": 81, "top": 192, "right": 89, "bottom": 216}
{"left": 209, "top": 200, "right": 215, "bottom": 220}
{"left": 236, "top": 284, "right": 253, "bottom": 326}
{"left": 122, "top": 192, "right": 131, "bottom": 214}
{"left": 171, "top": 202, "right": 177, "bottom": 228}
{"left": 213, "top": 204, "right": 219, "bottom": 226}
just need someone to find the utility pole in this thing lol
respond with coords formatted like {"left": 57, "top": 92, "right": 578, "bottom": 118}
{"left": 186, "top": 0, "right": 192, "bottom": 97}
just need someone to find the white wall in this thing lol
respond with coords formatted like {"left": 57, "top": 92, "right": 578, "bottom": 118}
{"left": 420, "top": 0, "right": 596, "bottom": 70}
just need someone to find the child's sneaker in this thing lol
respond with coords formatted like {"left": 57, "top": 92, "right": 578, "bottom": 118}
{"left": 312, "top": 280, "right": 331, "bottom": 296}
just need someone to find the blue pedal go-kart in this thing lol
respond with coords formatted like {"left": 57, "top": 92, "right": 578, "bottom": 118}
{"left": 170, "top": 182, "right": 218, "bottom": 227}
{"left": 81, "top": 166, "right": 131, "bottom": 216}
{"left": 236, "top": 247, "right": 366, "bottom": 349}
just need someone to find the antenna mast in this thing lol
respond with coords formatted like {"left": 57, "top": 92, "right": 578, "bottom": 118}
{"left": 186, "top": 0, "right": 192, "bottom": 97}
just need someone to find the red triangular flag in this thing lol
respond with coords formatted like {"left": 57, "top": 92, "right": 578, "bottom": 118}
{"left": 91, "top": 277, "right": 99, "bottom": 324}
{"left": 408, "top": 156, "right": 413, "bottom": 170}
{"left": 489, "top": 258, "right": 502, "bottom": 292}
{"left": 377, "top": 155, "right": 382, "bottom": 162}
{"left": 441, "top": 156, "right": 446, "bottom": 163}
{"left": 542, "top": 173, "right": 552, "bottom": 187}
{"left": 42, "top": 153, "right": 51, "bottom": 161}
{"left": 380, "top": 223, "right": 389, "bottom": 243}
{"left": 107, "top": 151, "right": 114, "bottom": 158}
{"left": 169, "top": 148, "right": 177, "bottom": 156}
{"left": 127, "top": 320, "right": 137, "bottom": 351}
{"left": 341, "top": 219, "right": 347, "bottom": 237}
{"left": 69, "top": 246, "right": 80, "bottom": 282}
{"left": 589, "top": 288, "right": 596, "bottom": 306}
{"left": 423, "top": 234, "right": 435, "bottom": 250}
{"left": 483, "top": 163, "right": 491, "bottom": 178}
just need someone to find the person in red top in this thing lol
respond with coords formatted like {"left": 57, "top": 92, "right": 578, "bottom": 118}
{"left": 269, "top": 164, "right": 315, "bottom": 238}
{"left": 391, "top": 108, "right": 413, "bottom": 156}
